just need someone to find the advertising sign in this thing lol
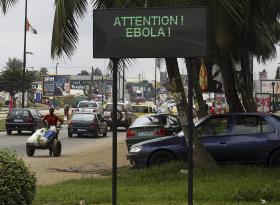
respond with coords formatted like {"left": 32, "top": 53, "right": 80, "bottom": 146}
{"left": 70, "top": 80, "right": 89, "bottom": 90}
{"left": 43, "top": 75, "right": 70, "bottom": 97}
{"left": 93, "top": 7, "right": 208, "bottom": 58}
{"left": 256, "top": 93, "right": 271, "bottom": 113}
{"left": 260, "top": 80, "right": 280, "bottom": 94}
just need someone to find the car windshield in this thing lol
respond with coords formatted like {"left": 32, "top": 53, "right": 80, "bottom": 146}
{"left": 72, "top": 114, "right": 95, "bottom": 121}
{"left": 104, "top": 104, "right": 124, "bottom": 111}
{"left": 131, "top": 115, "right": 167, "bottom": 127}
{"left": 78, "top": 102, "right": 97, "bottom": 108}
{"left": 132, "top": 106, "right": 149, "bottom": 113}
{"left": 9, "top": 109, "right": 30, "bottom": 118}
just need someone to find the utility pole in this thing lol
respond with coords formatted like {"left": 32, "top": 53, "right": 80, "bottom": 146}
{"left": 138, "top": 73, "right": 141, "bottom": 90}
{"left": 101, "top": 76, "right": 104, "bottom": 108}
{"left": 89, "top": 67, "right": 93, "bottom": 100}
{"left": 22, "top": 0, "right": 28, "bottom": 108}
{"left": 55, "top": 63, "right": 59, "bottom": 75}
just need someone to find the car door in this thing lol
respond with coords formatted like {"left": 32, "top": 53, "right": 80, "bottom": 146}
{"left": 31, "top": 110, "right": 44, "bottom": 128}
{"left": 228, "top": 115, "right": 275, "bottom": 162}
{"left": 197, "top": 116, "right": 232, "bottom": 162}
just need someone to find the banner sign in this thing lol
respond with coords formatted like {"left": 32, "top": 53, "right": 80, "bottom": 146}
{"left": 43, "top": 75, "right": 70, "bottom": 97}
{"left": 256, "top": 93, "right": 271, "bottom": 113}
{"left": 70, "top": 80, "right": 89, "bottom": 90}
{"left": 93, "top": 7, "right": 208, "bottom": 58}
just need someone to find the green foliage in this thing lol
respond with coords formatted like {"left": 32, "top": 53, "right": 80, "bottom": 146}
{"left": 0, "top": 58, "right": 35, "bottom": 95}
{"left": 0, "top": 150, "right": 36, "bottom": 205}
{"left": 33, "top": 162, "right": 280, "bottom": 204}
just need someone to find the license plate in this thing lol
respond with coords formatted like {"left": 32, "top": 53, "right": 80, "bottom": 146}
{"left": 77, "top": 129, "right": 87, "bottom": 131}
{"left": 14, "top": 119, "right": 23, "bottom": 122}
{"left": 138, "top": 131, "right": 153, "bottom": 136}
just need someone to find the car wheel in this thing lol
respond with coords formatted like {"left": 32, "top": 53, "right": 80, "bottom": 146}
{"left": 96, "top": 129, "right": 100, "bottom": 137}
{"left": 6, "top": 130, "right": 12, "bottom": 135}
{"left": 268, "top": 150, "right": 280, "bottom": 167}
{"left": 26, "top": 145, "right": 35, "bottom": 157}
{"left": 52, "top": 140, "right": 62, "bottom": 157}
{"left": 68, "top": 132, "right": 73, "bottom": 138}
{"left": 149, "top": 151, "right": 175, "bottom": 167}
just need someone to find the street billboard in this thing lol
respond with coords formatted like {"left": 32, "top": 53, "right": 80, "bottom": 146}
{"left": 260, "top": 80, "right": 280, "bottom": 94}
{"left": 256, "top": 93, "right": 271, "bottom": 113}
{"left": 43, "top": 75, "right": 70, "bottom": 97}
{"left": 93, "top": 7, "right": 208, "bottom": 58}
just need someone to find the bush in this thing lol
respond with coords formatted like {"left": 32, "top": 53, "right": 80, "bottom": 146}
{"left": 0, "top": 150, "right": 36, "bottom": 205}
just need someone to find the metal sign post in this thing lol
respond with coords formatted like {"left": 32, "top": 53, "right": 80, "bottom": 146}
{"left": 112, "top": 59, "right": 118, "bottom": 205}
{"left": 187, "top": 60, "right": 194, "bottom": 205}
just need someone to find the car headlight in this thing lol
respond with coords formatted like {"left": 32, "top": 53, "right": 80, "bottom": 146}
{"left": 130, "top": 146, "right": 142, "bottom": 153}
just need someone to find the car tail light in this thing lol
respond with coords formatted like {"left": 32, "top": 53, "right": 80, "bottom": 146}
{"left": 126, "top": 130, "right": 136, "bottom": 138}
{"left": 90, "top": 122, "right": 98, "bottom": 128}
{"left": 155, "top": 128, "right": 167, "bottom": 137}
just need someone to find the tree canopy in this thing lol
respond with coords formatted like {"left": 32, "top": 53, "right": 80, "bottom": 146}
{"left": 0, "top": 58, "right": 34, "bottom": 96}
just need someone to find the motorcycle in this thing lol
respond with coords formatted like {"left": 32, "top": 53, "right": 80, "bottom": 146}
{"left": 26, "top": 125, "right": 62, "bottom": 157}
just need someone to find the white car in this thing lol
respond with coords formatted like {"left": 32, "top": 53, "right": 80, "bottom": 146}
{"left": 72, "top": 101, "right": 103, "bottom": 114}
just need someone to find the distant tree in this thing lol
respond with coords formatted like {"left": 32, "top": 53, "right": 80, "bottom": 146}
{"left": 92, "top": 68, "right": 102, "bottom": 76}
{"left": 0, "top": 58, "right": 34, "bottom": 105}
{"left": 78, "top": 70, "right": 90, "bottom": 75}
{"left": 275, "top": 66, "right": 280, "bottom": 79}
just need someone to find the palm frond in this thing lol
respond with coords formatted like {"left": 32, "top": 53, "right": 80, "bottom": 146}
{"left": 107, "top": 58, "right": 135, "bottom": 73}
{"left": 0, "top": 0, "right": 18, "bottom": 14}
{"left": 51, "top": 0, "right": 88, "bottom": 59}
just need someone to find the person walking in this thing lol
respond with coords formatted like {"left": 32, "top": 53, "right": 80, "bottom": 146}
{"left": 64, "top": 104, "right": 70, "bottom": 121}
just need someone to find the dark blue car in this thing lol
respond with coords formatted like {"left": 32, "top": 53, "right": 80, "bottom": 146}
{"left": 127, "top": 113, "right": 280, "bottom": 168}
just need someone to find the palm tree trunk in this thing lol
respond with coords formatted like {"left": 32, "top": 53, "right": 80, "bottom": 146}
{"left": 219, "top": 53, "right": 244, "bottom": 112}
{"left": 165, "top": 57, "right": 216, "bottom": 169}
{"left": 240, "top": 52, "right": 256, "bottom": 112}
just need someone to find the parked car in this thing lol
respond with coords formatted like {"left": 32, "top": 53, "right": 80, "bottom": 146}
{"left": 68, "top": 112, "right": 107, "bottom": 137}
{"left": 127, "top": 113, "right": 280, "bottom": 168}
{"left": 103, "top": 103, "right": 136, "bottom": 130}
{"left": 6, "top": 108, "right": 44, "bottom": 135}
{"left": 132, "top": 104, "right": 156, "bottom": 117}
{"left": 126, "top": 113, "right": 181, "bottom": 149}
{"left": 72, "top": 100, "right": 103, "bottom": 114}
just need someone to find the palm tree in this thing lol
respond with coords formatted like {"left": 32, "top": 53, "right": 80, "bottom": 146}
{"left": 0, "top": 0, "right": 17, "bottom": 14}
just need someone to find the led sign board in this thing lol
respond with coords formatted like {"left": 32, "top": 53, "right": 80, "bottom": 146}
{"left": 93, "top": 7, "right": 208, "bottom": 58}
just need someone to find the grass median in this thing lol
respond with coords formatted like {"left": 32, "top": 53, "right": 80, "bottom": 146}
{"left": 33, "top": 162, "right": 280, "bottom": 205}
{"left": 0, "top": 119, "right": 5, "bottom": 132}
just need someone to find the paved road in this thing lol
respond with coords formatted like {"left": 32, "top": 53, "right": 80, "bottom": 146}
{"left": 0, "top": 125, "right": 127, "bottom": 157}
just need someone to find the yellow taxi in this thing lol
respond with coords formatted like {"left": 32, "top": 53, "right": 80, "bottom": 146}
{"left": 132, "top": 104, "right": 156, "bottom": 117}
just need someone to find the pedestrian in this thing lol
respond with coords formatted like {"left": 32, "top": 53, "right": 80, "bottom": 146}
{"left": 64, "top": 104, "right": 70, "bottom": 121}
{"left": 209, "top": 102, "right": 215, "bottom": 114}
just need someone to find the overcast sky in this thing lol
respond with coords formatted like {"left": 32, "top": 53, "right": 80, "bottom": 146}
{"left": 0, "top": 0, "right": 279, "bottom": 81}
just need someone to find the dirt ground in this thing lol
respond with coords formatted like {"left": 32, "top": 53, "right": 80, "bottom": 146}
{"left": 23, "top": 138, "right": 130, "bottom": 186}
